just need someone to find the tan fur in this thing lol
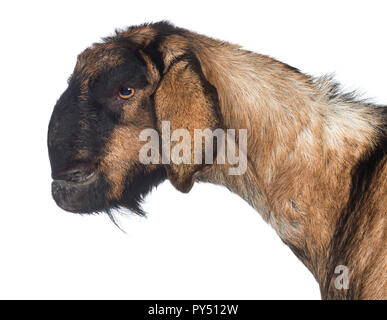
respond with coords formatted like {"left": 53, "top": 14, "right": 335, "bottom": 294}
{"left": 189, "top": 38, "right": 385, "bottom": 298}
{"left": 97, "top": 51, "right": 159, "bottom": 200}
{"left": 187, "top": 34, "right": 385, "bottom": 299}
{"left": 154, "top": 58, "right": 220, "bottom": 192}
{"left": 151, "top": 28, "right": 385, "bottom": 299}
{"left": 75, "top": 24, "right": 386, "bottom": 299}
{"left": 112, "top": 24, "right": 157, "bottom": 46}
{"left": 75, "top": 43, "right": 127, "bottom": 81}
{"left": 159, "top": 35, "right": 190, "bottom": 70}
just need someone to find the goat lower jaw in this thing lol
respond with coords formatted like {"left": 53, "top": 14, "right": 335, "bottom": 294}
{"left": 51, "top": 171, "right": 99, "bottom": 213}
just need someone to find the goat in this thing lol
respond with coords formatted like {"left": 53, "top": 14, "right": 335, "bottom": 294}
{"left": 48, "top": 22, "right": 386, "bottom": 300}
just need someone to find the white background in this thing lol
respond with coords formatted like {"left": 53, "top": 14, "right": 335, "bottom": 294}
{"left": 0, "top": 0, "right": 386, "bottom": 299}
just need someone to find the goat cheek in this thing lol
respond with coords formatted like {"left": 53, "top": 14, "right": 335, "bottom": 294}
{"left": 108, "top": 101, "right": 123, "bottom": 114}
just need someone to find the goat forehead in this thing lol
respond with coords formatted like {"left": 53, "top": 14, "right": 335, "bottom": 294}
{"left": 74, "top": 45, "right": 130, "bottom": 79}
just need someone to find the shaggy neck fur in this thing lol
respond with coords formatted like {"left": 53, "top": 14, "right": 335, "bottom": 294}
{"left": 182, "top": 35, "right": 386, "bottom": 299}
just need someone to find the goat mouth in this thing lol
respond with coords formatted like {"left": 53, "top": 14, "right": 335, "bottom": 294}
{"left": 51, "top": 164, "right": 103, "bottom": 213}
{"left": 53, "top": 170, "right": 97, "bottom": 185}
{"left": 51, "top": 163, "right": 97, "bottom": 183}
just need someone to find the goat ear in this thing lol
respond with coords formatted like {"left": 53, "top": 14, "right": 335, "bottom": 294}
{"left": 154, "top": 55, "right": 221, "bottom": 193}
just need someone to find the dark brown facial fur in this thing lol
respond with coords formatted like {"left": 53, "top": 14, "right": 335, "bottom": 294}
{"left": 48, "top": 43, "right": 166, "bottom": 214}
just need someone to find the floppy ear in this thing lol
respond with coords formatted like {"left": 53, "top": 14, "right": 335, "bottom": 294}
{"left": 154, "top": 55, "right": 221, "bottom": 193}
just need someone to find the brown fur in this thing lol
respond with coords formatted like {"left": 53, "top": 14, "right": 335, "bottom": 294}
{"left": 73, "top": 22, "right": 386, "bottom": 299}
{"left": 99, "top": 63, "right": 159, "bottom": 200}
{"left": 154, "top": 56, "right": 221, "bottom": 192}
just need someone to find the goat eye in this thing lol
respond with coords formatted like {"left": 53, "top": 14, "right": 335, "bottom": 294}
{"left": 118, "top": 87, "right": 135, "bottom": 99}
